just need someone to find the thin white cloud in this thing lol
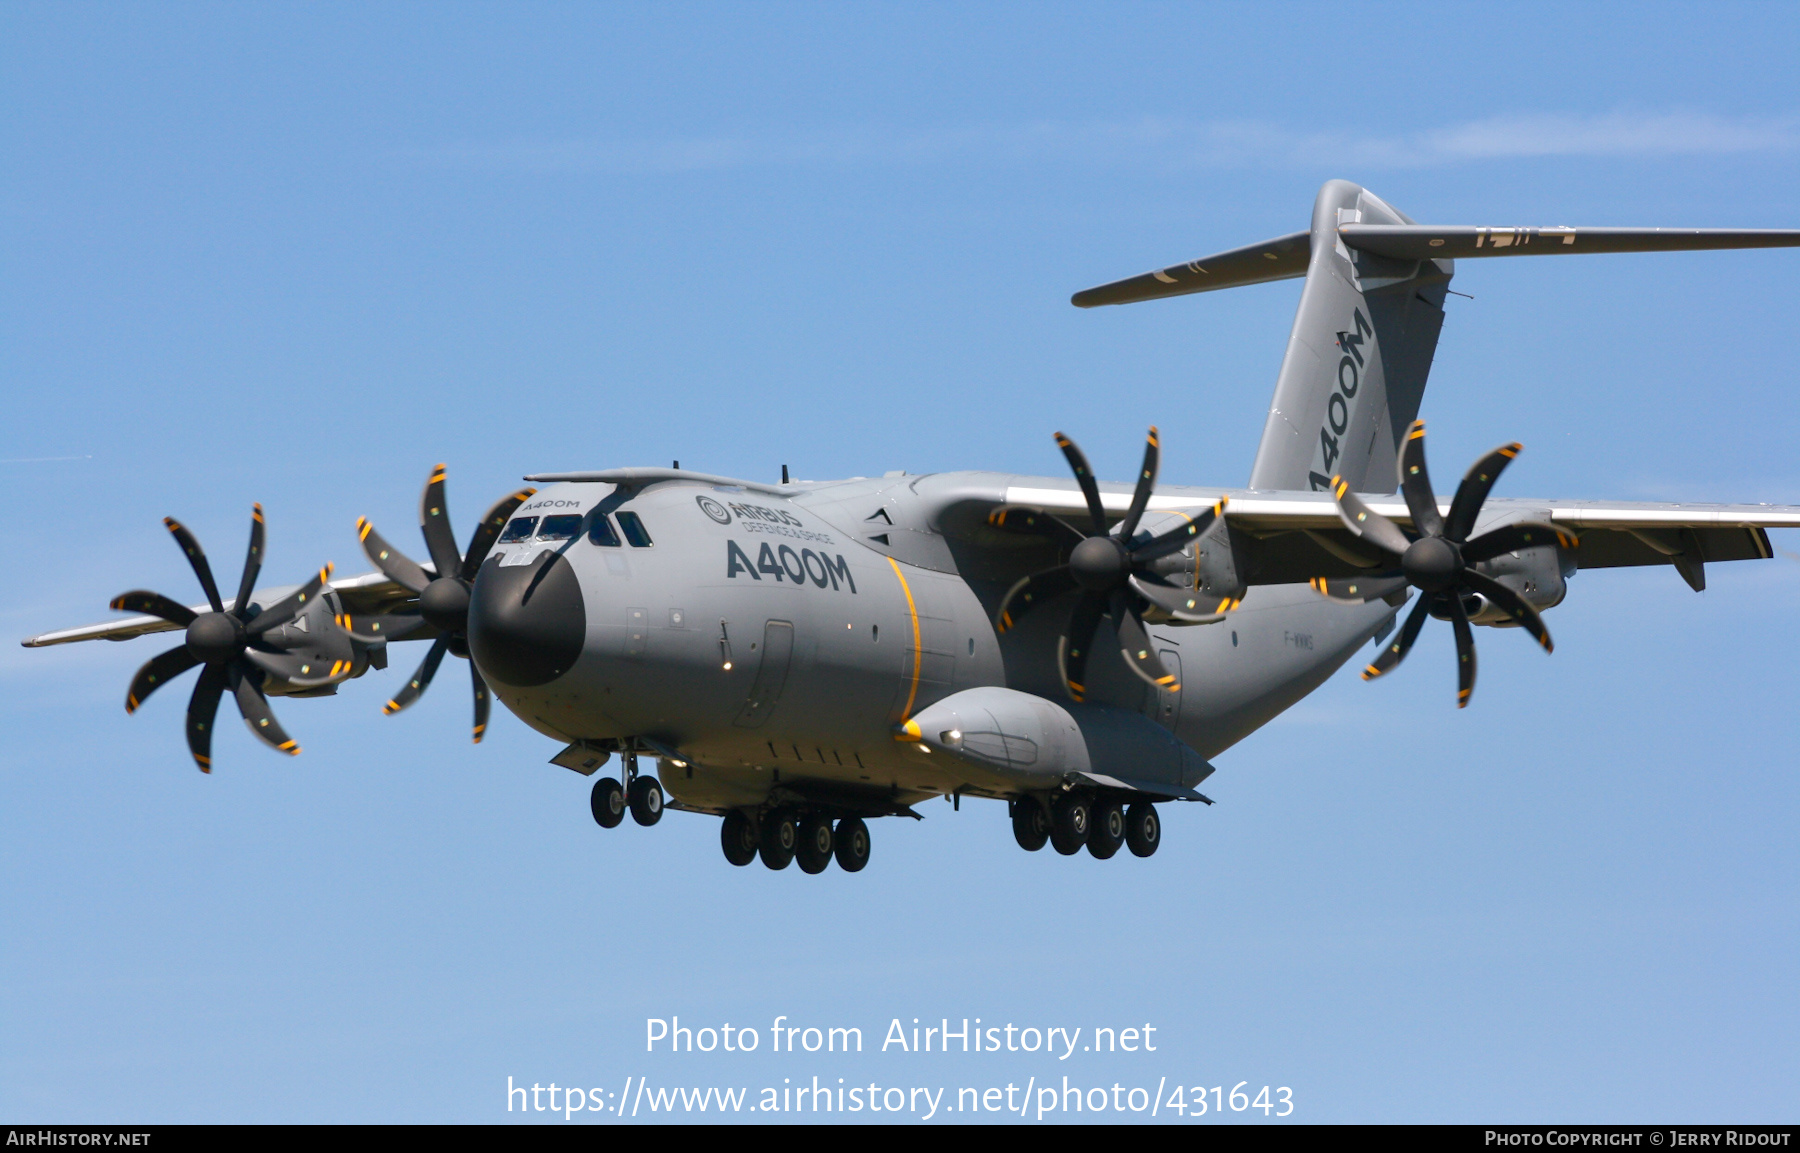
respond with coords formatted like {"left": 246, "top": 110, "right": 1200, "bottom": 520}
{"left": 402, "top": 110, "right": 1800, "bottom": 175}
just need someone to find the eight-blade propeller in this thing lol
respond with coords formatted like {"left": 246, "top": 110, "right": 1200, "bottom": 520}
{"left": 994, "top": 427, "right": 1236, "bottom": 701}
{"left": 111, "top": 507, "right": 348, "bottom": 771}
{"left": 1310, "top": 420, "right": 1578, "bottom": 707}
{"left": 353, "top": 464, "right": 535, "bottom": 741}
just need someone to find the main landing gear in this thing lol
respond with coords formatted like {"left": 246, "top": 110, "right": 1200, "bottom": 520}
{"left": 720, "top": 809, "right": 871, "bottom": 874}
{"left": 589, "top": 752, "right": 663, "bottom": 830}
{"left": 1011, "top": 795, "right": 1161, "bottom": 859}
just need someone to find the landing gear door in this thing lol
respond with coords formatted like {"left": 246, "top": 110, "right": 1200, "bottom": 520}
{"left": 734, "top": 620, "right": 794, "bottom": 728}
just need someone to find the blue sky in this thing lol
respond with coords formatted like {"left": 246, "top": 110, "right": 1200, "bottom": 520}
{"left": 3, "top": 1, "right": 1797, "bottom": 1123}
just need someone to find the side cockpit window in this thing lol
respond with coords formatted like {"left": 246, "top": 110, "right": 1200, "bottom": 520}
{"left": 536, "top": 514, "right": 583, "bottom": 541}
{"left": 588, "top": 514, "right": 622, "bottom": 547}
{"left": 499, "top": 516, "right": 539, "bottom": 544}
{"left": 617, "top": 511, "right": 653, "bottom": 547}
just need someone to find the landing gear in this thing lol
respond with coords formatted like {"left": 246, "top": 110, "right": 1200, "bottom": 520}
{"left": 721, "top": 810, "right": 758, "bottom": 867}
{"left": 1126, "top": 802, "right": 1160, "bottom": 857}
{"left": 759, "top": 809, "right": 797, "bottom": 870}
{"left": 1050, "top": 793, "right": 1090, "bottom": 856}
{"left": 1088, "top": 801, "right": 1125, "bottom": 859}
{"left": 834, "top": 817, "right": 870, "bottom": 872}
{"left": 796, "top": 814, "right": 835, "bottom": 874}
{"left": 1011, "top": 800, "right": 1049, "bottom": 852}
{"left": 590, "top": 777, "right": 625, "bottom": 828}
{"left": 628, "top": 775, "right": 664, "bottom": 826}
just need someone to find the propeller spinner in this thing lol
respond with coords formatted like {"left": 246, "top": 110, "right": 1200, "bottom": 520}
{"left": 1310, "top": 420, "right": 1578, "bottom": 707}
{"left": 994, "top": 427, "right": 1235, "bottom": 701}
{"left": 111, "top": 506, "right": 348, "bottom": 770}
{"left": 353, "top": 465, "right": 535, "bottom": 741}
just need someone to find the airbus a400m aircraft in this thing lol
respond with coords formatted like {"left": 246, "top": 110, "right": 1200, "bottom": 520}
{"left": 26, "top": 180, "right": 1800, "bottom": 874}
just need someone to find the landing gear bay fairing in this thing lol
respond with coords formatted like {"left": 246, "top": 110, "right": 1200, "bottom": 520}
{"left": 27, "top": 181, "right": 1800, "bottom": 871}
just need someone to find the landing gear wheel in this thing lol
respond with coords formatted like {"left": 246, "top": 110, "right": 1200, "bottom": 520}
{"left": 1126, "top": 802, "right": 1160, "bottom": 858}
{"left": 759, "top": 810, "right": 797, "bottom": 870}
{"left": 796, "top": 814, "right": 835, "bottom": 874}
{"left": 1050, "top": 793, "right": 1090, "bottom": 856}
{"left": 834, "top": 817, "right": 870, "bottom": 872}
{"left": 590, "top": 777, "right": 625, "bottom": 829}
{"left": 720, "top": 810, "right": 758, "bottom": 867}
{"left": 628, "top": 776, "right": 664, "bottom": 826}
{"left": 1011, "top": 801, "right": 1049, "bottom": 852}
{"left": 1088, "top": 801, "right": 1125, "bottom": 859}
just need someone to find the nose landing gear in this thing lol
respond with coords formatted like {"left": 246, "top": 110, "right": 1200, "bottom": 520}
{"left": 588, "top": 752, "right": 664, "bottom": 829}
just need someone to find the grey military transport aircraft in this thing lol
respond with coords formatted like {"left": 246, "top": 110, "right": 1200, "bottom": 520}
{"left": 26, "top": 180, "right": 1800, "bottom": 874}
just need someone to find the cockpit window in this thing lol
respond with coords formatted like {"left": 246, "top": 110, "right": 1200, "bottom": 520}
{"left": 588, "top": 514, "right": 622, "bottom": 547}
{"left": 498, "top": 516, "right": 539, "bottom": 544}
{"left": 617, "top": 511, "right": 653, "bottom": 548}
{"left": 537, "top": 514, "right": 583, "bottom": 541}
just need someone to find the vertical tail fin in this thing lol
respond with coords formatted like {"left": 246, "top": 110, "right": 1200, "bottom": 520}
{"left": 1073, "top": 181, "right": 1799, "bottom": 493}
{"left": 1248, "top": 180, "right": 1450, "bottom": 494}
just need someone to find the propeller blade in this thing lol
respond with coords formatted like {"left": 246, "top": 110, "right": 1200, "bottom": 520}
{"left": 334, "top": 611, "right": 430, "bottom": 644}
{"left": 110, "top": 590, "right": 197, "bottom": 627}
{"left": 125, "top": 644, "right": 200, "bottom": 713}
{"left": 1114, "top": 426, "right": 1161, "bottom": 542}
{"left": 418, "top": 463, "right": 464, "bottom": 582}
{"left": 356, "top": 517, "right": 430, "bottom": 593}
{"left": 1460, "top": 520, "right": 1579, "bottom": 565}
{"left": 1329, "top": 477, "right": 1412, "bottom": 558}
{"left": 163, "top": 518, "right": 225, "bottom": 613}
{"left": 1129, "top": 498, "right": 1226, "bottom": 564}
{"left": 1109, "top": 589, "right": 1177, "bottom": 690}
{"left": 1444, "top": 442, "right": 1522, "bottom": 542}
{"left": 233, "top": 504, "right": 265, "bottom": 619}
{"left": 230, "top": 664, "right": 299, "bottom": 755}
{"left": 1363, "top": 594, "right": 1433, "bottom": 680}
{"left": 241, "top": 643, "right": 355, "bottom": 689}
{"left": 1054, "top": 432, "right": 1110, "bottom": 537}
{"left": 471, "top": 662, "right": 491, "bottom": 743}
{"left": 993, "top": 567, "right": 1077, "bottom": 632}
{"left": 1130, "top": 574, "right": 1236, "bottom": 621}
{"left": 1449, "top": 592, "right": 1478, "bottom": 708}
{"left": 244, "top": 564, "right": 333, "bottom": 637}
{"left": 1459, "top": 570, "right": 1555, "bottom": 653}
{"left": 983, "top": 507, "right": 1087, "bottom": 551}
{"left": 185, "top": 663, "right": 229, "bottom": 772}
{"left": 1058, "top": 593, "right": 1106, "bottom": 701}
{"left": 1308, "top": 574, "right": 1409, "bottom": 604}
{"left": 461, "top": 487, "right": 538, "bottom": 580}
{"left": 1397, "top": 421, "right": 1445, "bottom": 538}
{"left": 383, "top": 635, "right": 450, "bottom": 715}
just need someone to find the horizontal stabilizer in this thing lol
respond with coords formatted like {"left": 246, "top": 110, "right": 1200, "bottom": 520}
{"left": 1071, "top": 230, "right": 1310, "bottom": 307}
{"left": 1340, "top": 224, "right": 1800, "bottom": 261}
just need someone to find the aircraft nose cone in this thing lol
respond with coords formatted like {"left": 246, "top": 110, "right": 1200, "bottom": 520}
{"left": 467, "top": 552, "right": 586, "bottom": 687}
{"left": 1402, "top": 535, "right": 1462, "bottom": 593}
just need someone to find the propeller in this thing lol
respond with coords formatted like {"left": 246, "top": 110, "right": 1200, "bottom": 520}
{"left": 993, "top": 427, "right": 1236, "bottom": 701}
{"left": 111, "top": 506, "right": 349, "bottom": 771}
{"left": 354, "top": 464, "right": 535, "bottom": 741}
{"left": 1309, "top": 420, "right": 1578, "bottom": 707}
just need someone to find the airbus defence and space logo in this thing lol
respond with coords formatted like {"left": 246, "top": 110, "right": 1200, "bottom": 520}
{"left": 696, "top": 495, "right": 733, "bottom": 524}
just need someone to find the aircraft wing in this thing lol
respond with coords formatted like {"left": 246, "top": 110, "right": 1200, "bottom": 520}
{"left": 20, "top": 568, "right": 423, "bottom": 648}
{"left": 994, "top": 482, "right": 1800, "bottom": 586}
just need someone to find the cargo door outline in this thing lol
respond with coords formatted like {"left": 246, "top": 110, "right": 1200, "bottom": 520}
{"left": 735, "top": 620, "right": 794, "bottom": 728}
